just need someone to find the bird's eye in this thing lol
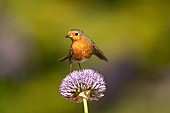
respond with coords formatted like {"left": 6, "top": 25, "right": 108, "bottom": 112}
{"left": 75, "top": 33, "right": 78, "bottom": 36}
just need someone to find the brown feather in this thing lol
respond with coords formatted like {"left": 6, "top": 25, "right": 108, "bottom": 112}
{"left": 58, "top": 56, "right": 70, "bottom": 62}
{"left": 93, "top": 45, "right": 108, "bottom": 62}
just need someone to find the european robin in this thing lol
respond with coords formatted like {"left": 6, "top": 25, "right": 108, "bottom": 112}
{"left": 58, "top": 29, "right": 108, "bottom": 72}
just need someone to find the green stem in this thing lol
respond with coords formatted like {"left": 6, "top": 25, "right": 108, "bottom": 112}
{"left": 83, "top": 97, "right": 88, "bottom": 113}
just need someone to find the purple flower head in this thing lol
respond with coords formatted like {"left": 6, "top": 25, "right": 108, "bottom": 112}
{"left": 60, "top": 69, "right": 106, "bottom": 103}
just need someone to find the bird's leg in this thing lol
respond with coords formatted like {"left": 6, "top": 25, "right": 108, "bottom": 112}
{"left": 69, "top": 60, "right": 73, "bottom": 73}
{"left": 70, "top": 64, "right": 72, "bottom": 73}
{"left": 78, "top": 63, "right": 82, "bottom": 70}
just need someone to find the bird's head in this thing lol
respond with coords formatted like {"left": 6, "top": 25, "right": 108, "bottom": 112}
{"left": 65, "top": 29, "right": 84, "bottom": 41}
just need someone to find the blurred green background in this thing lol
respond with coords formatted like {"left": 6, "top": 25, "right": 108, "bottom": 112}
{"left": 0, "top": 0, "right": 170, "bottom": 113}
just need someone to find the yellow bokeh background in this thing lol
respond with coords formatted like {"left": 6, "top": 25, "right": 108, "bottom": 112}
{"left": 0, "top": 0, "right": 170, "bottom": 113}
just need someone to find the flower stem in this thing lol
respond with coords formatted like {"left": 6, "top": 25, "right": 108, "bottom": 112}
{"left": 83, "top": 97, "right": 88, "bottom": 113}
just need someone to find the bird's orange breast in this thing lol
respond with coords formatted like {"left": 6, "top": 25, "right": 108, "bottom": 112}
{"left": 72, "top": 37, "right": 93, "bottom": 62}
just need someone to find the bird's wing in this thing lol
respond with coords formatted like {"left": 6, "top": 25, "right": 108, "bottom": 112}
{"left": 58, "top": 46, "right": 73, "bottom": 62}
{"left": 92, "top": 41, "right": 108, "bottom": 62}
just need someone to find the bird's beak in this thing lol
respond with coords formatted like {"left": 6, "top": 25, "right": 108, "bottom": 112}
{"left": 65, "top": 35, "right": 69, "bottom": 38}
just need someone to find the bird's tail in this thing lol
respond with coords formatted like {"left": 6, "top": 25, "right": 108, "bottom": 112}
{"left": 93, "top": 47, "right": 108, "bottom": 62}
{"left": 58, "top": 56, "right": 69, "bottom": 62}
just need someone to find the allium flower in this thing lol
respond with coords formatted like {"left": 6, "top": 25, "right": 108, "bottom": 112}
{"left": 60, "top": 69, "right": 106, "bottom": 103}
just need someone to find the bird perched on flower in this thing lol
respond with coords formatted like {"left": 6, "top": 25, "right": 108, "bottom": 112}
{"left": 58, "top": 29, "right": 108, "bottom": 72}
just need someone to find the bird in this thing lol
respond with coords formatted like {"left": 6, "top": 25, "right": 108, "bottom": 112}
{"left": 58, "top": 29, "right": 108, "bottom": 72}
